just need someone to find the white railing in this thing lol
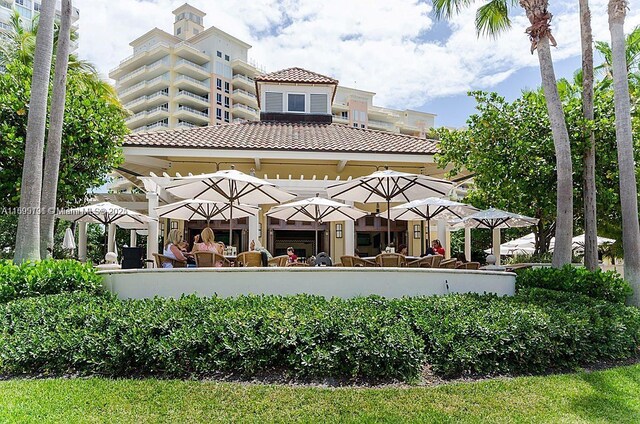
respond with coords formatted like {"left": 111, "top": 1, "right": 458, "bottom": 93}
{"left": 174, "top": 74, "right": 209, "bottom": 89}
{"left": 177, "top": 105, "right": 209, "bottom": 118}
{"left": 232, "top": 103, "right": 258, "bottom": 114}
{"left": 368, "top": 119, "right": 396, "bottom": 130}
{"left": 175, "top": 41, "right": 207, "bottom": 57}
{"left": 175, "top": 58, "right": 209, "bottom": 73}
{"left": 232, "top": 74, "right": 254, "bottom": 84}
{"left": 125, "top": 105, "right": 168, "bottom": 123}
{"left": 117, "top": 58, "right": 169, "bottom": 85}
{"left": 110, "top": 42, "right": 171, "bottom": 74}
{"left": 146, "top": 121, "right": 169, "bottom": 130}
{"left": 232, "top": 88, "right": 256, "bottom": 99}
{"left": 177, "top": 90, "right": 209, "bottom": 103}
{"left": 332, "top": 115, "right": 348, "bottom": 121}
{"left": 124, "top": 90, "right": 169, "bottom": 109}
{"left": 177, "top": 121, "right": 197, "bottom": 128}
{"left": 232, "top": 118, "right": 247, "bottom": 124}
{"left": 119, "top": 74, "right": 169, "bottom": 97}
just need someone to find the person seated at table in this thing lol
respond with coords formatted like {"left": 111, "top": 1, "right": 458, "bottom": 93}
{"left": 432, "top": 239, "right": 445, "bottom": 256}
{"left": 163, "top": 229, "right": 189, "bottom": 268}
{"left": 456, "top": 252, "right": 468, "bottom": 267}
{"left": 193, "top": 227, "right": 224, "bottom": 255}
{"left": 421, "top": 246, "right": 436, "bottom": 257}
{"left": 286, "top": 246, "right": 298, "bottom": 263}
{"left": 250, "top": 239, "right": 273, "bottom": 259}
{"left": 397, "top": 244, "right": 408, "bottom": 256}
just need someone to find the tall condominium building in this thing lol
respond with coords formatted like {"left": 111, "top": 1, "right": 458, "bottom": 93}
{"left": 109, "top": 3, "right": 435, "bottom": 137}
{"left": 0, "top": 0, "right": 79, "bottom": 35}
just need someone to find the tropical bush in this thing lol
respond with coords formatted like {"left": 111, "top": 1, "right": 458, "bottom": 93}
{"left": 0, "top": 259, "right": 105, "bottom": 303}
{"left": 0, "top": 290, "right": 638, "bottom": 381}
{"left": 515, "top": 265, "right": 632, "bottom": 303}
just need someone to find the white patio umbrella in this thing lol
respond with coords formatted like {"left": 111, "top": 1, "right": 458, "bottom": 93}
{"left": 57, "top": 202, "right": 151, "bottom": 252}
{"left": 266, "top": 195, "right": 368, "bottom": 255}
{"left": 155, "top": 199, "right": 260, "bottom": 224}
{"left": 451, "top": 208, "right": 539, "bottom": 262}
{"left": 62, "top": 227, "right": 76, "bottom": 250}
{"left": 572, "top": 234, "right": 615, "bottom": 249}
{"left": 165, "top": 167, "right": 296, "bottom": 246}
{"left": 384, "top": 197, "right": 478, "bottom": 253}
{"left": 326, "top": 168, "right": 454, "bottom": 246}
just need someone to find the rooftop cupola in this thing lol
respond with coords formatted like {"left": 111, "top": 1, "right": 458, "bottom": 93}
{"left": 254, "top": 67, "right": 338, "bottom": 123}
{"left": 172, "top": 3, "right": 206, "bottom": 40}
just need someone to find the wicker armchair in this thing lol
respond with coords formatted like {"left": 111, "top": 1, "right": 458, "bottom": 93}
{"left": 340, "top": 255, "right": 376, "bottom": 267}
{"left": 407, "top": 256, "right": 437, "bottom": 268}
{"left": 456, "top": 262, "right": 481, "bottom": 270}
{"left": 152, "top": 253, "right": 187, "bottom": 268}
{"left": 286, "top": 261, "right": 310, "bottom": 267}
{"left": 439, "top": 259, "right": 457, "bottom": 269}
{"left": 375, "top": 253, "right": 407, "bottom": 267}
{"left": 236, "top": 251, "right": 263, "bottom": 267}
{"left": 268, "top": 255, "right": 288, "bottom": 267}
{"left": 193, "top": 251, "right": 231, "bottom": 267}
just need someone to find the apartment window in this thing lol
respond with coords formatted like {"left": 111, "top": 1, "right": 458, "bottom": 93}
{"left": 224, "top": 82, "right": 230, "bottom": 93}
{"left": 341, "top": 111, "right": 348, "bottom": 118}
{"left": 353, "top": 123, "right": 358, "bottom": 128}
{"left": 171, "top": 221, "right": 179, "bottom": 230}
{"left": 225, "top": 54, "right": 230, "bottom": 61}
{"left": 224, "top": 111, "right": 229, "bottom": 122}
{"left": 216, "top": 51, "right": 222, "bottom": 58}
{"left": 361, "top": 124, "right": 365, "bottom": 128}
{"left": 310, "top": 94, "right": 328, "bottom": 114}
{"left": 287, "top": 93, "right": 305, "bottom": 112}
{"left": 413, "top": 225, "right": 421, "bottom": 239}
{"left": 176, "top": 27, "right": 182, "bottom": 35}
{"left": 216, "top": 108, "right": 222, "bottom": 120}
{"left": 336, "top": 224, "right": 343, "bottom": 239}
{"left": 216, "top": 93, "right": 222, "bottom": 105}
{"left": 265, "top": 92, "right": 283, "bottom": 113}
{"left": 216, "top": 78, "right": 222, "bottom": 90}
{"left": 16, "top": 0, "right": 31, "bottom": 6}
{"left": 34, "top": 2, "right": 40, "bottom": 11}
{"left": 224, "top": 96, "right": 229, "bottom": 107}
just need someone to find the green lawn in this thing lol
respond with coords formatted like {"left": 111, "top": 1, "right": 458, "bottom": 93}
{"left": 1, "top": 364, "right": 639, "bottom": 423}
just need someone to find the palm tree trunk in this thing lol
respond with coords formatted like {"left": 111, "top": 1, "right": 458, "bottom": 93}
{"left": 580, "top": 0, "right": 598, "bottom": 271}
{"left": 609, "top": 0, "right": 640, "bottom": 306}
{"left": 13, "top": 0, "right": 56, "bottom": 263}
{"left": 40, "top": 0, "right": 73, "bottom": 259}
{"left": 536, "top": 36, "right": 574, "bottom": 267}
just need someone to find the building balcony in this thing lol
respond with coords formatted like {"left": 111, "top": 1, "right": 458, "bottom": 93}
{"left": 125, "top": 105, "right": 169, "bottom": 127}
{"left": 332, "top": 115, "right": 349, "bottom": 124}
{"left": 174, "top": 74, "right": 210, "bottom": 96}
{"left": 368, "top": 119, "right": 398, "bottom": 132}
{"left": 368, "top": 105, "right": 400, "bottom": 120}
{"left": 119, "top": 74, "right": 170, "bottom": 103}
{"left": 232, "top": 74, "right": 255, "bottom": 92}
{"left": 231, "top": 88, "right": 258, "bottom": 107}
{"left": 175, "top": 90, "right": 210, "bottom": 109}
{"left": 231, "top": 103, "right": 259, "bottom": 120}
{"left": 175, "top": 105, "right": 210, "bottom": 125}
{"left": 176, "top": 120, "right": 199, "bottom": 129}
{"left": 124, "top": 90, "right": 170, "bottom": 113}
{"left": 175, "top": 58, "right": 210, "bottom": 80}
{"left": 116, "top": 57, "right": 170, "bottom": 89}
{"left": 109, "top": 42, "right": 171, "bottom": 79}
{"left": 232, "top": 118, "right": 247, "bottom": 124}
{"left": 230, "top": 58, "right": 263, "bottom": 77}
{"left": 174, "top": 41, "right": 209, "bottom": 65}
{"left": 146, "top": 121, "right": 170, "bottom": 132}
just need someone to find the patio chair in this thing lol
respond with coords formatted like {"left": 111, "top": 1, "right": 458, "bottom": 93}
{"left": 340, "top": 256, "right": 376, "bottom": 267}
{"left": 456, "top": 262, "right": 481, "bottom": 270}
{"left": 152, "top": 253, "right": 187, "bottom": 268}
{"left": 193, "top": 251, "right": 231, "bottom": 268}
{"left": 375, "top": 253, "right": 407, "bottom": 267}
{"left": 236, "top": 251, "right": 263, "bottom": 267}
{"left": 268, "top": 255, "right": 289, "bottom": 267}
{"left": 286, "top": 261, "right": 310, "bottom": 267}
{"left": 439, "top": 259, "right": 457, "bottom": 269}
{"left": 407, "top": 256, "right": 436, "bottom": 268}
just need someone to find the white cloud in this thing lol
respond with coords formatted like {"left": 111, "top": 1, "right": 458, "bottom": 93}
{"left": 75, "top": 0, "right": 640, "bottom": 110}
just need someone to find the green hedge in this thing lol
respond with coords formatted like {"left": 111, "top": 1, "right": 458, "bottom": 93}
{"left": 515, "top": 265, "right": 632, "bottom": 303}
{"left": 0, "top": 259, "right": 105, "bottom": 303}
{"left": 1, "top": 290, "right": 638, "bottom": 381}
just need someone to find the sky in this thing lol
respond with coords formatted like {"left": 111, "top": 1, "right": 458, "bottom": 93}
{"left": 74, "top": 0, "right": 640, "bottom": 128}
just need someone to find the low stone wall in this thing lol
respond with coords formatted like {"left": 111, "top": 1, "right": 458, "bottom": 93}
{"left": 99, "top": 267, "right": 516, "bottom": 300}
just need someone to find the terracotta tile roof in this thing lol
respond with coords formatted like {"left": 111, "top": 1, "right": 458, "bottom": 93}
{"left": 124, "top": 122, "right": 438, "bottom": 155}
{"left": 254, "top": 67, "right": 339, "bottom": 85}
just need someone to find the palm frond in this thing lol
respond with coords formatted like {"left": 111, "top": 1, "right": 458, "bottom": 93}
{"left": 475, "top": 0, "right": 511, "bottom": 37}
{"left": 431, "top": 0, "right": 476, "bottom": 20}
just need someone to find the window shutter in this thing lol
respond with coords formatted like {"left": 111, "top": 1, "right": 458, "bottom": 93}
{"left": 265, "top": 92, "right": 283, "bottom": 112}
{"left": 310, "top": 94, "right": 328, "bottom": 114}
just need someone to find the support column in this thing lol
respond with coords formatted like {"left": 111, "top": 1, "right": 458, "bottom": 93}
{"left": 130, "top": 229, "right": 137, "bottom": 247}
{"left": 107, "top": 223, "right": 116, "bottom": 253}
{"left": 492, "top": 228, "right": 501, "bottom": 265}
{"left": 464, "top": 227, "right": 472, "bottom": 262}
{"left": 437, "top": 220, "right": 447, "bottom": 257}
{"left": 248, "top": 215, "right": 259, "bottom": 247}
{"left": 78, "top": 221, "right": 87, "bottom": 262}
{"left": 146, "top": 192, "right": 159, "bottom": 261}
{"left": 344, "top": 220, "right": 355, "bottom": 256}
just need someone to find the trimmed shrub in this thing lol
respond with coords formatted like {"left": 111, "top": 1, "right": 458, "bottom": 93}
{"left": 515, "top": 265, "right": 632, "bottom": 303}
{"left": 0, "top": 291, "right": 638, "bottom": 381}
{"left": 0, "top": 259, "right": 105, "bottom": 303}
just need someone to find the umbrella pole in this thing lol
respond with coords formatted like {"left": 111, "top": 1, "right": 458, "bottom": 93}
{"left": 426, "top": 218, "right": 431, "bottom": 250}
{"left": 229, "top": 203, "right": 233, "bottom": 249}
{"left": 387, "top": 199, "right": 391, "bottom": 248}
{"left": 315, "top": 220, "right": 318, "bottom": 256}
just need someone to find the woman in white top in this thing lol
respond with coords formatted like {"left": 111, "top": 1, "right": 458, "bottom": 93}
{"left": 163, "top": 229, "right": 188, "bottom": 268}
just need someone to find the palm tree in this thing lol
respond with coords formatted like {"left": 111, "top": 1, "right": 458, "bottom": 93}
{"left": 13, "top": 0, "right": 56, "bottom": 263}
{"left": 431, "top": 0, "right": 573, "bottom": 267}
{"left": 579, "top": 0, "right": 597, "bottom": 271}
{"left": 608, "top": 0, "right": 640, "bottom": 306}
{"left": 40, "top": 0, "right": 72, "bottom": 258}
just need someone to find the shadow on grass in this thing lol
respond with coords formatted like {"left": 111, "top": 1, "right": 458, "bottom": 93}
{"left": 570, "top": 366, "right": 640, "bottom": 422}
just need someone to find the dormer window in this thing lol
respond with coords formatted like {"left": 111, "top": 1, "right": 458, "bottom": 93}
{"left": 310, "top": 94, "right": 328, "bottom": 114}
{"left": 265, "top": 92, "right": 283, "bottom": 112}
{"left": 288, "top": 94, "right": 305, "bottom": 112}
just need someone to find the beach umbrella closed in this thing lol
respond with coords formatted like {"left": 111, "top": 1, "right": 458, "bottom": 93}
{"left": 62, "top": 227, "right": 76, "bottom": 250}
{"left": 166, "top": 167, "right": 295, "bottom": 246}
{"left": 266, "top": 195, "right": 368, "bottom": 255}
{"left": 326, "top": 168, "right": 454, "bottom": 246}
